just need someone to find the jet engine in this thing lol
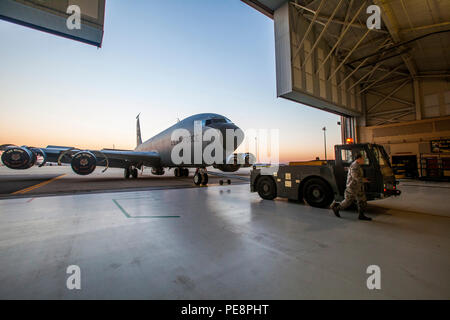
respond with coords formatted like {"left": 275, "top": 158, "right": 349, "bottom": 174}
{"left": 71, "top": 151, "right": 97, "bottom": 175}
{"left": 214, "top": 153, "right": 256, "bottom": 172}
{"left": 233, "top": 152, "right": 256, "bottom": 166}
{"left": 1, "top": 146, "right": 37, "bottom": 169}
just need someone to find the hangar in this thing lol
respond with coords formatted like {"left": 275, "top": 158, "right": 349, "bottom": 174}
{"left": 1, "top": 0, "right": 450, "bottom": 301}
{"left": 242, "top": 0, "right": 450, "bottom": 180}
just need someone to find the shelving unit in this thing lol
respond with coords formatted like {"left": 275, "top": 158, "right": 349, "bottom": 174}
{"left": 419, "top": 153, "right": 450, "bottom": 181}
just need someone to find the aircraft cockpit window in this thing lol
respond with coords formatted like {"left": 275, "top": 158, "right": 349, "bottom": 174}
{"left": 204, "top": 118, "right": 231, "bottom": 126}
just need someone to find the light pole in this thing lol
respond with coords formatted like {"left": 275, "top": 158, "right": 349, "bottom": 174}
{"left": 322, "top": 126, "right": 327, "bottom": 161}
{"left": 255, "top": 136, "right": 258, "bottom": 163}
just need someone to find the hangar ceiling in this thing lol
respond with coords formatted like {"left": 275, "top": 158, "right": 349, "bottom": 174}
{"left": 242, "top": 0, "right": 450, "bottom": 125}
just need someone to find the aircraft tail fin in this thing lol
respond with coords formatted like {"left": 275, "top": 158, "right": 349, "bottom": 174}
{"left": 136, "top": 113, "right": 142, "bottom": 147}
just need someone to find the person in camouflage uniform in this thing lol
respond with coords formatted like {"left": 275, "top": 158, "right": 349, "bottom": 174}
{"left": 330, "top": 153, "right": 372, "bottom": 221}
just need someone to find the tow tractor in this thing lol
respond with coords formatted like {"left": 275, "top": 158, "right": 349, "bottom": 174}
{"left": 250, "top": 142, "right": 401, "bottom": 208}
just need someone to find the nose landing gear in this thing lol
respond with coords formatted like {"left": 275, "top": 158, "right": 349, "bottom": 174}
{"left": 194, "top": 168, "right": 208, "bottom": 186}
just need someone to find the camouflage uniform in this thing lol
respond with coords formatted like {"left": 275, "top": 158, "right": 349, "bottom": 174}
{"left": 338, "top": 160, "right": 367, "bottom": 212}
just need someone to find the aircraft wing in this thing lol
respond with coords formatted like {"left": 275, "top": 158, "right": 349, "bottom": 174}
{"left": 1, "top": 145, "right": 161, "bottom": 172}
{"left": 43, "top": 146, "right": 161, "bottom": 168}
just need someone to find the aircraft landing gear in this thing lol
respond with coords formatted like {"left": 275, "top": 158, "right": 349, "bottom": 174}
{"left": 174, "top": 167, "right": 189, "bottom": 177}
{"left": 194, "top": 168, "right": 208, "bottom": 186}
{"left": 124, "top": 166, "right": 139, "bottom": 179}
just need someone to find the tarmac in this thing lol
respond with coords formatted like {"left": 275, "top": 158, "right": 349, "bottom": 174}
{"left": 0, "top": 166, "right": 449, "bottom": 299}
{"left": 0, "top": 166, "right": 248, "bottom": 199}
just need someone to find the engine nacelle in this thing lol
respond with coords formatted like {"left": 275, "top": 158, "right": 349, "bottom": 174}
{"left": 214, "top": 164, "right": 240, "bottom": 172}
{"left": 1, "top": 147, "right": 36, "bottom": 169}
{"left": 231, "top": 153, "right": 256, "bottom": 167}
{"left": 214, "top": 153, "right": 256, "bottom": 172}
{"left": 71, "top": 151, "right": 97, "bottom": 175}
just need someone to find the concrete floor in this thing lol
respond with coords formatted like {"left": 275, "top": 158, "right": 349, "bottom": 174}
{"left": 0, "top": 166, "right": 248, "bottom": 198}
{"left": 0, "top": 182, "right": 449, "bottom": 299}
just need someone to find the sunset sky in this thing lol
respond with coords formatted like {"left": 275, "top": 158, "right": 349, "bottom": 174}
{"left": 0, "top": 0, "right": 342, "bottom": 163}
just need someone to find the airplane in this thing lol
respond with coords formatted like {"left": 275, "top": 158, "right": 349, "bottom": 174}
{"left": 0, "top": 113, "right": 255, "bottom": 185}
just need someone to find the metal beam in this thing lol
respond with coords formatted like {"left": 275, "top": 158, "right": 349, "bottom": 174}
{"left": 366, "top": 90, "right": 414, "bottom": 106}
{"left": 360, "top": 65, "right": 403, "bottom": 93}
{"left": 328, "top": 28, "right": 372, "bottom": 81}
{"left": 399, "top": 21, "right": 450, "bottom": 33}
{"left": 241, "top": 0, "right": 274, "bottom": 19}
{"left": 303, "top": 13, "right": 388, "bottom": 33}
{"left": 373, "top": 0, "right": 418, "bottom": 76}
{"left": 367, "top": 80, "right": 410, "bottom": 113}
{"left": 347, "top": 62, "right": 381, "bottom": 91}
{"left": 369, "top": 76, "right": 411, "bottom": 90}
{"left": 372, "top": 111, "right": 414, "bottom": 125}
{"left": 416, "top": 74, "right": 450, "bottom": 78}
{"left": 336, "top": 0, "right": 355, "bottom": 55}
{"left": 300, "top": 0, "right": 345, "bottom": 68}
{"left": 338, "top": 57, "right": 370, "bottom": 87}
{"left": 414, "top": 79, "right": 422, "bottom": 121}
{"left": 367, "top": 107, "right": 414, "bottom": 116}
{"left": 290, "top": 2, "right": 315, "bottom": 15}
{"left": 316, "top": 1, "right": 368, "bottom": 75}
{"left": 373, "top": 66, "right": 409, "bottom": 77}
{"left": 341, "top": 38, "right": 392, "bottom": 88}
{"left": 291, "top": 0, "right": 327, "bottom": 63}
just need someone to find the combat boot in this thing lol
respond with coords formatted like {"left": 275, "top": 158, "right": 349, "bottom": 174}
{"left": 330, "top": 201, "right": 341, "bottom": 218}
{"left": 358, "top": 208, "right": 372, "bottom": 221}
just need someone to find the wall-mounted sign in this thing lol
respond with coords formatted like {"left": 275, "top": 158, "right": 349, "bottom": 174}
{"left": 431, "top": 140, "right": 450, "bottom": 153}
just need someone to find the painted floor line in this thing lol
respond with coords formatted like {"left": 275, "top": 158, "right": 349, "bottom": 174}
{"left": 11, "top": 174, "right": 67, "bottom": 195}
{"left": 112, "top": 199, "right": 180, "bottom": 219}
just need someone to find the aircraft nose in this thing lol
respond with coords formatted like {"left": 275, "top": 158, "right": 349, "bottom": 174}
{"left": 207, "top": 123, "right": 243, "bottom": 150}
{"left": 207, "top": 122, "right": 237, "bottom": 136}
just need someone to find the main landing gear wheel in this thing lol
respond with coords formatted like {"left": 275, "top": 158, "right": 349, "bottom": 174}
{"left": 256, "top": 176, "right": 277, "bottom": 200}
{"left": 194, "top": 173, "right": 202, "bottom": 185}
{"left": 175, "top": 168, "right": 189, "bottom": 177}
{"left": 194, "top": 169, "right": 208, "bottom": 186}
{"left": 201, "top": 173, "right": 208, "bottom": 186}
{"left": 125, "top": 167, "right": 138, "bottom": 179}
{"left": 124, "top": 167, "right": 131, "bottom": 179}
{"left": 303, "top": 178, "right": 333, "bottom": 208}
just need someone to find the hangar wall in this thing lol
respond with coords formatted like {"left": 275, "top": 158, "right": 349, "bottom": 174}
{"left": 358, "top": 78, "right": 450, "bottom": 179}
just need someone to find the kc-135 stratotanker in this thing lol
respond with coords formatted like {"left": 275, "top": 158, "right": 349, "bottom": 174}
{"left": 1, "top": 113, "right": 255, "bottom": 186}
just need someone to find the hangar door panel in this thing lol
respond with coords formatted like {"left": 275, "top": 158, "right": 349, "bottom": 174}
{"left": 274, "top": 2, "right": 361, "bottom": 117}
{"left": 0, "top": 0, "right": 105, "bottom": 47}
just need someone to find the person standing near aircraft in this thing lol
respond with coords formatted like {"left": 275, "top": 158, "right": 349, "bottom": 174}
{"left": 330, "top": 153, "right": 372, "bottom": 221}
